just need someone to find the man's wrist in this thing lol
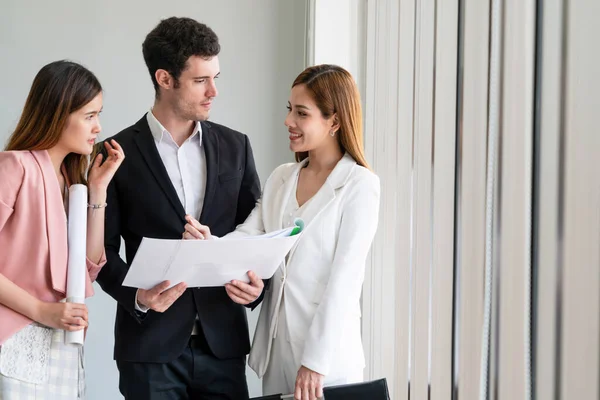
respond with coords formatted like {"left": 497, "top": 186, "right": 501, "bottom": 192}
{"left": 135, "top": 289, "right": 150, "bottom": 313}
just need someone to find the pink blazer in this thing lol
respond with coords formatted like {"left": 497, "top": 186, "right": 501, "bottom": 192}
{"left": 0, "top": 150, "right": 106, "bottom": 345}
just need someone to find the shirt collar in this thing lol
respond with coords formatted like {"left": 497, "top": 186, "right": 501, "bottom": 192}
{"left": 146, "top": 110, "right": 203, "bottom": 146}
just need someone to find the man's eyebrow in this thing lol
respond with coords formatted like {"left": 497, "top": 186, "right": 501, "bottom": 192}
{"left": 191, "top": 72, "right": 220, "bottom": 80}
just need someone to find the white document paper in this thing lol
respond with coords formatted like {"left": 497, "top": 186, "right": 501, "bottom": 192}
{"left": 237, "top": 218, "right": 305, "bottom": 240}
{"left": 122, "top": 220, "right": 304, "bottom": 290}
{"left": 65, "top": 184, "right": 87, "bottom": 345}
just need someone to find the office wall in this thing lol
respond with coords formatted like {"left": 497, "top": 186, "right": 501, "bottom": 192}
{"left": 313, "top": 0, "right": 365, "bottom": 88}
{"left": 0, "top": 1, "right": 307, "bottom": 398}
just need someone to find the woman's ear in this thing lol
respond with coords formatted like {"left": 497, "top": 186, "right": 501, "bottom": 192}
{"left": 330, "top": 113, "right": 341, "bottom": 133}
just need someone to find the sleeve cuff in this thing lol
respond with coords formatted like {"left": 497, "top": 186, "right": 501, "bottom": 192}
{"left": 86, "top": 249, "right": 107, "bottom": 281}
{"left": 134, "top": 289, "right": 150, "bottom": 313}
{"left": 300, "top": 357, "right": 329, "bottom": 377}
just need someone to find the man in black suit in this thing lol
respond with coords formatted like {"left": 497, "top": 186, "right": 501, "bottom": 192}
{"left": 96, "top": 17, "right": 264, "bottom": 399}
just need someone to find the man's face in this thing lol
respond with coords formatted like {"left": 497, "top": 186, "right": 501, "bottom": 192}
{"left": 168, "top": 55, "right": 220, "bottom": 121}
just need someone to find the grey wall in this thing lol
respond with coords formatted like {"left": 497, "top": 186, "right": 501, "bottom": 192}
{"left": 0, "top": 1, "right": 307, "bottom": 398}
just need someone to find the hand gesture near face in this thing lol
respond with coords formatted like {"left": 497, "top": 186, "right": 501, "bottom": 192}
{"left": 88, "top": 139, "right": 125, "bottom": 190}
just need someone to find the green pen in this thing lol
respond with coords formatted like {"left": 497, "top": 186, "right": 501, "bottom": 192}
{"left": 289, "top": 218, "right": 305, "bottom": 236}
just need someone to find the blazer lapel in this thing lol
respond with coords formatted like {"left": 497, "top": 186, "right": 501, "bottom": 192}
{"left": 284, "top": 183, "right": 336, "bottom": 264}
{"left": 31, "top": 150, "right": 68, "bottom": 294}
{"left": 199, "top": 121, "right": 218, "bottom": 222}
{"left": 285, "top": 154, "right": 357, "bottom": 261}
{"left": 293, "top": 185, "right": 335, "bottom": 230}
{"left": 132, "top": 116, "right": 185, "bottom": 218}
{"left": 269, "top": 160, "right": 306, "bottom": 231}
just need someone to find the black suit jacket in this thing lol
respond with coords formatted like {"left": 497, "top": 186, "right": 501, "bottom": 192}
{"left": 96, "top": 115, "right": 262, "bottom": 363}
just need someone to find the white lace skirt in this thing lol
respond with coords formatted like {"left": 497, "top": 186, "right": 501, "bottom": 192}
{"left": 0, "top": 323, "right": 85, "bottom": 399}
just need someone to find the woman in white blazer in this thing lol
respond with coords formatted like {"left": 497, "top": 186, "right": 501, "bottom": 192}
{"left": 184, "top": 64, "right": 380, "bottom": 400}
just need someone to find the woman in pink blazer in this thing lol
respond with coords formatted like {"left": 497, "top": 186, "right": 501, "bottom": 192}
{"left": 0, "top": 60, "right": 124, "bottom": 399}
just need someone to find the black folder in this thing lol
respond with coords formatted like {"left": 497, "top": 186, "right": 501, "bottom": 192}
{"left": 322, "top": 378, "right": 390, "bottom": 399}
{"left": 250, "top": 378, "right": 390, "bottom": 400}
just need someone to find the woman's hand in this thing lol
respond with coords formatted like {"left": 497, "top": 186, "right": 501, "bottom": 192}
{"left": 182, "top": 215, "right": 212, "bottom": 240}
{"left": 295, "top": 365, "right": 324, "bottom": 400}
{"left": 35, "top": 302, "right": 89, "bottom": 331}
{"left": 88, "top": 139, "right": 125, "bottom": 191}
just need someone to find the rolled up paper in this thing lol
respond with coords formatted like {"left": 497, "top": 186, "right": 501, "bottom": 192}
{"left": 65, "top": 184, "right": 87, "bottom": 345}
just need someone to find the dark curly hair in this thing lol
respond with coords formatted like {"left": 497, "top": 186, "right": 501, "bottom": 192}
{"left": 142, "top": 17, "right": 220, "bottom": 97}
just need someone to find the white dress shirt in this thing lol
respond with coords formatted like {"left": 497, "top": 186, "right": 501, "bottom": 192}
{"left": 146, "top": 110, "right": 206, "bottom": 218}
{"left": 135, "top": 110, "right": 207, "bottom": 319}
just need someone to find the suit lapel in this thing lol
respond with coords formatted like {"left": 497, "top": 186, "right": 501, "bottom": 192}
{"left": 132, "top": 116, "right": 185, "bottom": 218}
{"left": 293, "top": 184, "right": 335, "bottom": 230}
{"left": 285, "top": 183, "right": 336, "bottom": 264}
{"left": 31, "top": 150, "right": 68, "bottom": 294}
{"left": 284, "top": 154, "right": 357, "bottom": 261}
{"left": 199, "top": 121, "right": 218, "bottom": 222}
{"left": 268, "top": 161, "right": 306, "bottom": 231}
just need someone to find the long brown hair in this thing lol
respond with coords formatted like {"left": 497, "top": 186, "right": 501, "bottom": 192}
{"left": 292, "top": 64, "right": 370, "bottom": 169}
{"left": 5, "top": 60, "right": 102, "bottom": 185}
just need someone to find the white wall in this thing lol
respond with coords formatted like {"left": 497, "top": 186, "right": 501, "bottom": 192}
{"left": 312, "top": 0, "right": 366, "bottom": 90}
{"left": 0, "top": 1, "right": 307, "bottom": 398}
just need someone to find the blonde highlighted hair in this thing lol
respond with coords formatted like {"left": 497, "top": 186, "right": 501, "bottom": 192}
{"left": 292, "top": 64, "right": 370, "bottom": 169}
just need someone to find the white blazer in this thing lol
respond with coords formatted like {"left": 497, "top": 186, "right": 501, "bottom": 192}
{"left": 230, "top": 153, "right": 380, "bottom": 380}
